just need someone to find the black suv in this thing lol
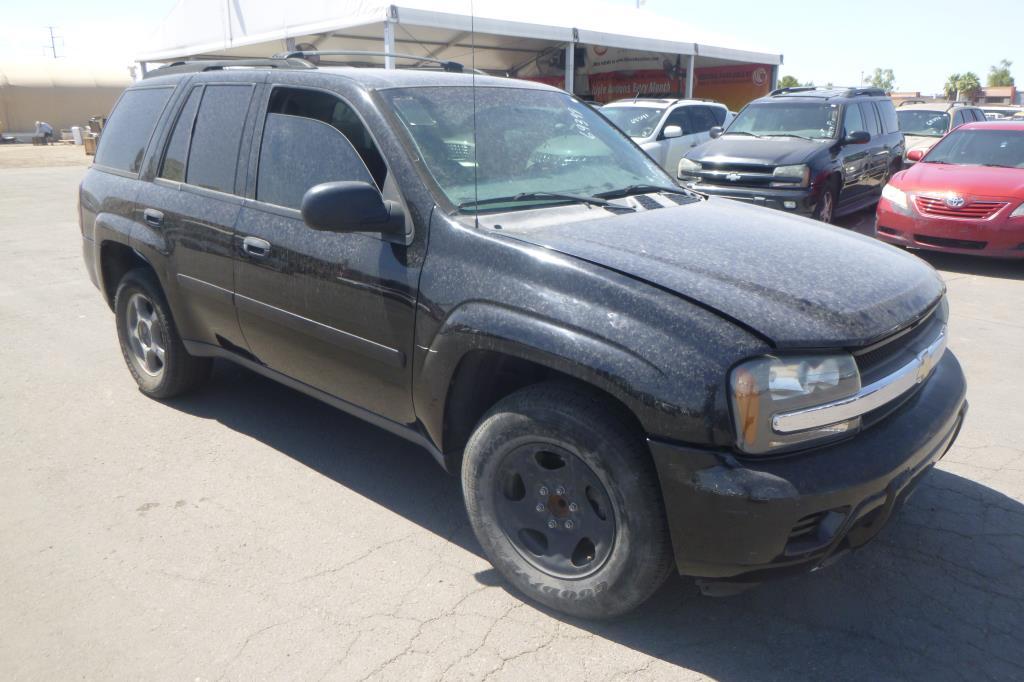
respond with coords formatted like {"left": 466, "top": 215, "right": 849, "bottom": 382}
{"left": 678, "top": 86, "right": 905, "bottom": 225}
{"left": 80, "top": 58, "right": 965, "bottom": 618}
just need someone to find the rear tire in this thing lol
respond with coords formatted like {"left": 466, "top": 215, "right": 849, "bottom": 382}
{"left": 461, "top": 383, "right": 674, "bottom": 619}
{"left": 114, "top": 268, "right": 211, "bottom": 399}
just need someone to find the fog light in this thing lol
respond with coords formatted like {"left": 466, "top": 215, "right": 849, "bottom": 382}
{"left": 783, "top": 201, "right": 797, "bottom": 209}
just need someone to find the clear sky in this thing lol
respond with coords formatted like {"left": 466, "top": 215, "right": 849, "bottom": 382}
{"left": 1, "top": 0, "right": 1020, "bottom": 95}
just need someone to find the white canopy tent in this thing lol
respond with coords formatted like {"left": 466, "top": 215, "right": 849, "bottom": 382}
{"left": 139, "top": 1, "right": 783, "bottom": 104}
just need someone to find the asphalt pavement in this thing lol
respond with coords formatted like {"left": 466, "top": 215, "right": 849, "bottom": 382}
{"left": 1, "top": 158, "right": 1022, "bottom": 680}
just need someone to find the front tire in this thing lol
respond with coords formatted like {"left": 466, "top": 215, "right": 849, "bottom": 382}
{"left": 114, "top": 268, "right": 210, "bottom": 399}
{"left": 813, "top": 180, "right": 838, "bottom": 223}
{"left": 461, "top": 383, "right": 674, "bottom": 619}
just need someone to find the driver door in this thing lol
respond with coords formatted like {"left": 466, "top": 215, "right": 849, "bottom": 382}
{"left": 659, "top": 107, "right": 701, "bottom": 173}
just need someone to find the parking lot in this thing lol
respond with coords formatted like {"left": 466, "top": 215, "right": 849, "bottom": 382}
{"left": 1, "top": 147, "right": 1022, "bottom": 680}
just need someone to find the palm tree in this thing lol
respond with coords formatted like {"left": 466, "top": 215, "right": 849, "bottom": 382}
{"left": 944, "top": 73, "right": 962, "bottom": 100}
{"left": 944, "top": 72, "right": 982, "bottom": 101}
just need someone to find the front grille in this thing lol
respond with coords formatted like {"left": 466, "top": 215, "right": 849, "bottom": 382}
{"left": 914, "top": 234, "right": 987, "bottom": 250}
{"left": 789, "top": 511, "right": 827, "bottom": 540}
{"left": 694, "top": 162, "right": 775, "bottom": 187}
{"left": 853, "top": 304, "right": 943, "bottom": 385}
{"left": 915, "top": 195, "right": 1005, "bottom": 219}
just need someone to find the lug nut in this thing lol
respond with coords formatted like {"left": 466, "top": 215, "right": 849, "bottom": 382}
{"left": 539, "top": 486, "right": 549, "bottom": 496}
{"left": 547, "top": 520, "right": 558, "bottom": 529}
{"left": 536, "top": 503, "right": 545, "bottom": 512}
{"left": 565, "top": 520, "right": 575, "bottom": 530}
{"left": 555, "top": 486, "right": 565, "bottom": 495}
{"left": 568, "top": 503, "right": 579, "bottom": 512}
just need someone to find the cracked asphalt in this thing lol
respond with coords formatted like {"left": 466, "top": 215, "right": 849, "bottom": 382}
{"left": 1, "top": 157, "right": 1022, "bottom": 680}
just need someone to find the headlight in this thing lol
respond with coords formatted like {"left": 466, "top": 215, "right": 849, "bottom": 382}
{"left": 770, "top": 164, "right": 810, "bottom": 188}
{"left": 881, "top": 183, "right": 909, "bottom": 210}
{"left": 730, "top": 354, "right": 861, "bottom": 455}
{"left": 1011, "top": 202, "right": 1024, "bottom": 218}
{"left": 678, "top": 157, "right": 701, "bottom": 179}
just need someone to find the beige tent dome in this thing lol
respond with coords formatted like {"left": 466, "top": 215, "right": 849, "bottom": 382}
{"left": 0, "top": 61, "right": 133, "bottom": 135}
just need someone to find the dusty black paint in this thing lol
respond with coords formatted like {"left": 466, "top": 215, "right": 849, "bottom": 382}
{"left": 80, "top": 67, "right": 966, "bottom": 583}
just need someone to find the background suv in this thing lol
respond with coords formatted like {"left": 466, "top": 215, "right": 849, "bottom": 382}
{"left": 601, "top": 98, "right": 732, "bottom": 173}
{"left": 896, "top": 101, "right": 987, "bottom": 164}
{"left": 678, "top": 86, "right": 905, "bottom": 224}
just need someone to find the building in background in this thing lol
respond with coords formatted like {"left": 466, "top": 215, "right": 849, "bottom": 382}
{"left": 0, "top": 62, "right": 131, "bottom": 136}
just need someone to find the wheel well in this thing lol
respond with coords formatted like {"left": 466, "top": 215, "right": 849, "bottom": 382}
{"left": 99, "top": 241, "right": 152, "bottom": 309}
{"left": 441, "top": 350, "right": 645, "bottom": 473}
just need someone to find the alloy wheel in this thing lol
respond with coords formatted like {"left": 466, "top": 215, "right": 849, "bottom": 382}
{"left": 124, "top": 293, "right": 167, "bottom": 377}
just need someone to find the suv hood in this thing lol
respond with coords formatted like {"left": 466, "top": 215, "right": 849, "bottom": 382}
{"left": 498, "top": 197, "right": 944, "bottom": 348}
{"left": 904, "top": 135, "right": 940, "bottom": 154}
{"left": 686, "top": 135, "right": 828, "bottom": 167}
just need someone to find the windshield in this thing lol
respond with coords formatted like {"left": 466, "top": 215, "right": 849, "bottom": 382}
{"left": 923, "top": 128, "right": 1024, "bottom": 168}
{"left": 600, "top": 106, "right": 665, "bottom": 138}
{"left": 381, "top": 87, "right": 672, "bottom": 211}
{"left": 897, "top": 110, "right": 950, "bottom": 137}
{"left": 727, "top": 102, "right": 839, "bottom": 139}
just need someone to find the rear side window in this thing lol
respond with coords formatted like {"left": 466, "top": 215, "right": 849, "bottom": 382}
{"left": 186, "top": 84, "right": 253, "bottom": 194}
{"left": 689, "top": 106, "right": 719, "bottom": 133}
{"left": 159, "top": 86, "right": 202, "bottom": 182}
{"left": 708, "top": 106, "right": 727, "bottom": 126}
{"left": 876, "top": 100, "right": 899, "bottom": 134}
{"left": 95, "top": 87, "right": 172, "bottom": 173}
{"left": 953, "top": 110, "right": 968, "bottom": 128}
{"left": 859, "top": 102, "right": 881, "bottom": 136}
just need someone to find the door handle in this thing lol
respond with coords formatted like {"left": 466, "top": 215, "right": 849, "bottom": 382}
{"left": 143, "top": 208, "right": 164, "bottom": 227}
{"left": 242, "top": 236, "right": 271, "bottom": 258}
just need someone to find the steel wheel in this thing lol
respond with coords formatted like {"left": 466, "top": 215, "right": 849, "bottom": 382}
{"left": 124, "top": 292, "right": 166, "bottom": 377}
{"left": 493, "top": 442, "right": 616, "bottom": 579}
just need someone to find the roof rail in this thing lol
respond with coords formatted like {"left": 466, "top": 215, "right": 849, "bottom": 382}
{"left": 769, "top": 86, "right": 817, "bottom": 96}
{"left": 144, "top": 57, "right": 315, "bottom": 79}
{"left": 272, "top": 50, "right": 484, "bottom": 74}
{"left": 845, "top": 87, "right": 887, "bottom": 97}
{"left": 897, "top": 99, "right": 927, "bottom": 106}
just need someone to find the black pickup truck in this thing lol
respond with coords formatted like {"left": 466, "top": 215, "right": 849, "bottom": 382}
{"left": 80, "top": 57, "right": 966, "bottom": 618}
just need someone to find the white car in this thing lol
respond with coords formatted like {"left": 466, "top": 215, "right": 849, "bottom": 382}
{"left": 601, "top": 98, "right": 733, "bottom": 173}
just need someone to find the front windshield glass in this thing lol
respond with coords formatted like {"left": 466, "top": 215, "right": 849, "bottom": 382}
{"left": 380, "top": 87, "right": 672, "bottom": 211}
{"left": 727, "top": 102, "right": 839, "bottom": 139}
{"left": 924, "top": 128, "right": 1024, "bottom": 168}
{"left": 600, "top": 106, "right": 665, "bottom": 138}
{"left": 897, "top": 110, "right": 950, "bottom": 137}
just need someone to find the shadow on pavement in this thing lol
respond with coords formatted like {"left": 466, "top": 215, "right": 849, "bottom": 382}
{"left": 915, "top": 250, "right": 1024, "bottom": 281}
{"left": 170, "top": 362, "right": 1023, "bottom": 680}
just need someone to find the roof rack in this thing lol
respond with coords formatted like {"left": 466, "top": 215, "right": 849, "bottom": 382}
{"left": 272, "top": 50, "right": 483, "bottom": 74}
{"left": 769, "top": 85, "right": 888, "bottom": 98}
{"left": 144, "top": 57, "right": 315, "bottom": 79}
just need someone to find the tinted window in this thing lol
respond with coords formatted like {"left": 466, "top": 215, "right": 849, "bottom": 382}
{"left": 663, "top": 107, "right": 693, "bottom": 134}
{"left": 94, "top": 87, "right": 172, "bottom": 173}
{"left": 971, "top": 109, "right": 985, "bottom": 122}
{"left": 859, "top": 102, "right": 881, "bottom": 136}
{"left": 689, "top": 106, "right": 719, "bottom": 133}
{"left": 953, "top": 110, "right": 968, "bottom": 128}
{"left": 256, "top": 113, "right": 375, "bottom": 210}
{"left": 186, "top": 85, "right": 253, "bottom": 194}
{"left": 708, "top": 106, "right": 727, "bottom": 126}
{"left": 843, "top": 103, "right": 864, "bottom": 135}
{"left": 159, "top": 86, "right": 201, "bottom": 182}
{"left": 876, "top": 100, "right": 899, "bottom": 133}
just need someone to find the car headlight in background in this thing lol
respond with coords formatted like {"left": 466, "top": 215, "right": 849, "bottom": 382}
{"left": 770, "top": 164, "right": 810, "bottom": 188}
{"left": 881, "top": 183, "right": 909, "bottom": 211}
{"left": 677, "top": 157, "right": 701, "bottom": 179}
{"left": 730, "top": 354, "right": 861, "bottom": 454}
{"left": 1011, "top": 202, "right": 1024, "bottom": 218}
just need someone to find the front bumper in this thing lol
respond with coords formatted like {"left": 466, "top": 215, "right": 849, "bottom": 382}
{"left": 683, "top": 181, "right": 820, "bottom": 217}
{"left": 877, "top": 198, "right": 1024, "bottom": 259}
{"left": 649, "top": 350, "right": 967, "bottom": 582}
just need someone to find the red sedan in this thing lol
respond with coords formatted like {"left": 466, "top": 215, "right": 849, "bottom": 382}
{"left": 876, "top": 121, "right": 1024, "bottom": 258}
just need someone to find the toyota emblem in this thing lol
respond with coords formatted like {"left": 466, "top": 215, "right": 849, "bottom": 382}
{"left": 945, "top": 195, "right": 966, "bottom": 208}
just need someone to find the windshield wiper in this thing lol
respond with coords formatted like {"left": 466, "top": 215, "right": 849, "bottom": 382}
{"left": 595, "top": 184, "right": 698, "bottom": 200}
{"left": 457, "top": 191, "right": 633, "bottom": 212}
{"left": 760, "top": 133, "right": 812, "bottom": 140}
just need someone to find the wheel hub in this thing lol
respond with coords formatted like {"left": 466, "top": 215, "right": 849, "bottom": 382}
{"left": 125, "top": 293, "right": 167, "bottom": 378}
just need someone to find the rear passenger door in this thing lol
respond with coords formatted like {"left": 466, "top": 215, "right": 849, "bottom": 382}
{"left": 136, "top": 78, "right": 260, "bottom": 350}
{"left": 858, "top": 102, "right": 889, "bottom": 193}
{"left": 839, "top": 103, "right": 871, "bottom": 204}
{"left": 232, "top": 83, "right": 418, "bottom": 425}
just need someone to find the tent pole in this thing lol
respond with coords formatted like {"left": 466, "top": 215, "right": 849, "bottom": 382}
{"left": 564, "top": 43, "right": 575, "bottom": 94}
{"left": 685, "top": 53, "right": 695, "bottom": 99}
{"left": 384, "top": 18, "right": 396, "bottom": 69}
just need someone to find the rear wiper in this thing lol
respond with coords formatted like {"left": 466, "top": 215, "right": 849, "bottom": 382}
{"left": 595, "top": 184, "right": 699, "bottom": 200}
{"left": 457, "top": 191, "right": 633, "bottom": 212}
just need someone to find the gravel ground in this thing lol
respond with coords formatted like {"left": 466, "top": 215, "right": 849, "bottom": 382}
{"left": 1, "top": 158, "right": 1021, "bottom": 681}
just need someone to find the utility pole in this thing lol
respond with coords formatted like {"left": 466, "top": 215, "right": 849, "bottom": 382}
{"left": 44, "top": 26, "right": 63, "bottom": 59}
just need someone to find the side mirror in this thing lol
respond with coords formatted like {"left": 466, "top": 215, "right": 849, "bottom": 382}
{"left": 662, "top": 125, "right": 683, "bottom": 139}
{"left": 709, "top": 126, "right": 724, "bottom": 139}
{"left": 906, "top": 149, "right": 925, "bottom": 162}
{"left": 301, "top": 181, "right": 404, "bottom": 235}
{"left": 844, "top": 130, "right": 871, "bottom": 145}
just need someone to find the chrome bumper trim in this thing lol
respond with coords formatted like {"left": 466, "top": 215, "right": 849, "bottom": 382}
{"left": 772, "top": 326, "right": 947, "bottom": 434}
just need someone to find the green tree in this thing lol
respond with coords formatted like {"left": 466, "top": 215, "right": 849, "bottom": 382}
{"left": 778, "top": 75, "right": 801, "bottom": 89}
{"left": 864, "top": 67, "right": 896, "bottom": 93}
{"left": 988, "top": 59, "right": 1014, "bottom": 87}
{"left": 944, "top": 73, "right": 962, "bottom": 100}
{"left": 944, "top": 72, "right": 982, "bottom": 101}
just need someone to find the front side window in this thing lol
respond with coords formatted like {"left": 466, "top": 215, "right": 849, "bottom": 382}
{"left": 600, "top": 106, "right": 666, "bottom": 138}
{"left": 663, "top": 107, "right": 693, "bottom": 134}
{"left": 380, "top": 86, "right": 672, "bottom": 211}
{"left": 186, "top": 84, "right": 253, "bottom": 194}
{"left": 923, "top": 128, "right": 1024, "bottom": 168}
{"left": 727, "top": 102, "right": 840, "bottom": 139}
{"left": 843, "top": 103, "right": 864, "bottom": 135}
{"left": 897, "top": 110, "right": 950, "bottom": 137}
{"left": 94, "top": 87, "right": 173, "bottom": 173}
